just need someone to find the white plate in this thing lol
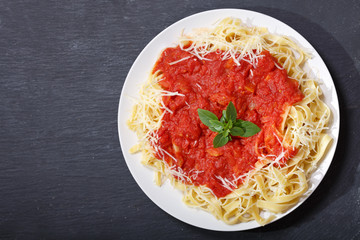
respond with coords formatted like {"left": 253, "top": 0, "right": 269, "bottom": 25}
{"left": 118, "top": 9, "right": 340, "bottom": 231}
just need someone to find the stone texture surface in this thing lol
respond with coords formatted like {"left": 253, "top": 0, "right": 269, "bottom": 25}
{"left": 0, "top": 0, "right": 359, "bottom": 239}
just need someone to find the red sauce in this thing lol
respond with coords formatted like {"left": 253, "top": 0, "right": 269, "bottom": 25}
{"left": 153, "top": 47, "right": 304, "bottom": 198}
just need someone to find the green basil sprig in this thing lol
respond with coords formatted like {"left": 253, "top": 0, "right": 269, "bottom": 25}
{"left": 197, "top": 101, "right": 261, "bottom": 148}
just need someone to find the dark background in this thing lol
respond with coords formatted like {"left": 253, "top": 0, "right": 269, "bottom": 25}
{"left": 0, "top": 0, "right": 359, "bottom": 239}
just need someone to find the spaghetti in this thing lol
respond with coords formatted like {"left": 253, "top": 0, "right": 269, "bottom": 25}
{"left": 127, "top": 18, "right": 332, "bottom": 225}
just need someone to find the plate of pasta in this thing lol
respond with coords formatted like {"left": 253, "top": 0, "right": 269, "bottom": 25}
{"left": 118, "top": 9, "right": 339, "bottom": 231}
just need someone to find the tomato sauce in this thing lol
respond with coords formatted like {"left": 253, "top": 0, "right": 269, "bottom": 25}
{"left": 153, "top": 47, "right": 304, "bottom": 198}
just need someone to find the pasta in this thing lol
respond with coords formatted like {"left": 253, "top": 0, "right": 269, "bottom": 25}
{"left": 127, "top": 17, "right": 332, "bottom": 225}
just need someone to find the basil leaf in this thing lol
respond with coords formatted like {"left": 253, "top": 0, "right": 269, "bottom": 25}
{"left": 213, "top": 133, "right": 229, "bottom": 148}
{"left": 220, "top": 115, "right": 226, "bottom": 123}
{"left": 230, "top": 127, "right": 245, "bottom": 136}
{"left": 228, "top": 119, "right": 233, "bottom": 129}
{"left": 223, "top": 129, "right": 230, "bottom": 137}
{"left": 198, "top": 103, "right": 261, "bottom": 148}
{"left": 226, "top": 101, "right": 237, "bottom": 123}
{"left": 209, "top": 120, "right": 224, "bottom": 132}
{"left": 222, "top": 110, "right": 227, "bottom": 121}
{"left": 233, "top": 119, "right": 244, "bottom": 127}
{"left": 223, "top": 119, "right": 232, "bottom": 131}
{"left": 241, "top": 121, "right": 261, "bottom": 137}
{"left": 197, "top": 109, "right": 219, "bottom": 128}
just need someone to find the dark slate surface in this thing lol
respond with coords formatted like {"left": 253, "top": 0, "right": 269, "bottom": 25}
{"left": 0, "top": 0, "right": 359, "bottom": 239}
